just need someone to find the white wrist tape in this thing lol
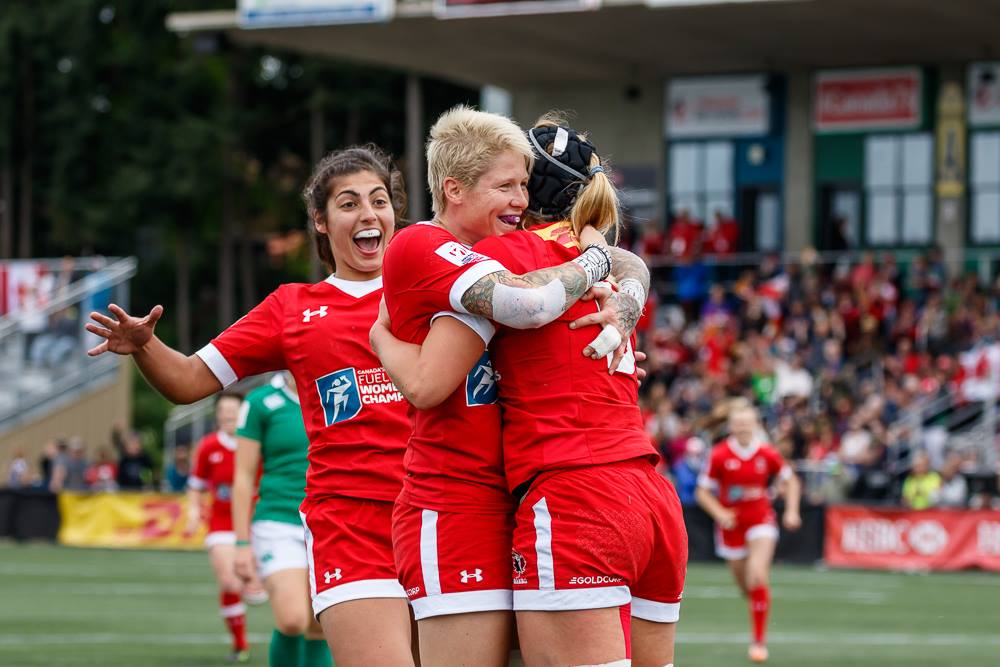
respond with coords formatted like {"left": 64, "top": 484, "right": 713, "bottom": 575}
{"left": 619, "top": 278, "right": 647, "bottom": 306}
{"left": 491, "top": 279, "right": 567, "bottom": 329}
{"left": 573, "top": 245, "right": 612, "bottom": 288}
{"left": 587, "top": 323, "right": 622, "bottom": 359}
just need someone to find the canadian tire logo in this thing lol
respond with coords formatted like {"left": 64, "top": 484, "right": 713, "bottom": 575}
{"left": 908, "top": 521, "right": 948, "bottom": 556}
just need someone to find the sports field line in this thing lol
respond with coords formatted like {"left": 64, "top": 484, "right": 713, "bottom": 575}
{"left": 2, "top": 631, "right": 999, "bottom": 648}
{"left": 684, "top": 585, "right": 888, "bottom": 603}
{"left": 0, "top": 582, "right": 218, "bottom": 596}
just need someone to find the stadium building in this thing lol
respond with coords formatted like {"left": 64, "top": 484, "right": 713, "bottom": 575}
{"left": 169, "top": 0, "right": 1000, "bottom": 262}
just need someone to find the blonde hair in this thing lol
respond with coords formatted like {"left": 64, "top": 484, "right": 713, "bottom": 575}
{"left": 532, "top": 112, "right": 621, "bottom": 244}
{"left": 426, "top": 105, "right": 533, "bottom": 217}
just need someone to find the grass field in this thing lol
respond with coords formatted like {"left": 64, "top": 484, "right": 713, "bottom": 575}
{"left": 0, "top": 542, "right": 997, "bottom": 666}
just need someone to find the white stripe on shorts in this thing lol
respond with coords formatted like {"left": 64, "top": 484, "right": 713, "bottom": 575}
{"left": 300, "top": 511, "right": 317, "bottom": 600}
{"left": 532, "top": 497, "right": 555, "bottom": 590}
{"left": 420, "top": 509, "right": 442, "bottom": 596}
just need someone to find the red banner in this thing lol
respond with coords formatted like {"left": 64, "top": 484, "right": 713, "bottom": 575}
{"left": 825, "top": 505, "right": 1000, "bottom": 572}
{"left": 814, "top": 68, "right": 922, "bottom": 131}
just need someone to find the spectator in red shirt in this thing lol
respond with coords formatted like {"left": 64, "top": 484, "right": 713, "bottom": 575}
{"left": 667, "top": 208, "right": 703, "bottom": 260}
{"left": 706, "top": 209, "right": 740, "bottom": 256}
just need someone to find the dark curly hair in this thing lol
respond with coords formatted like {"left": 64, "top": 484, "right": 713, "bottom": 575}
{"left": 302, "top": 145, "right": 406, "bottom": 273}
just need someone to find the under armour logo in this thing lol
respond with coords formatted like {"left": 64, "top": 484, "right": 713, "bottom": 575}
{"left": 303, "top": 306, "right": 329, "bottom": 323}
{"left": 460, "top": 569, "right": 483, "bottom": 583}
{"left": 324, "top": 569, "right": 342, "bottom": 583}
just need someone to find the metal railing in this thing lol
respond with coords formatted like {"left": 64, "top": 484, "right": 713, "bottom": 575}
{"left": 0, "top": 257, "right": 137, "bottom": 435}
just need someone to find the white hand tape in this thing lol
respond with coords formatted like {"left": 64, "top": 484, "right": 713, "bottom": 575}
{"left": 588, "top": 323, "right": 622, "bottom": 359}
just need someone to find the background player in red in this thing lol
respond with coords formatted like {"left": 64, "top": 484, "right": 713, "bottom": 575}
{"left": 186, "top": 391, "right": 262, "bottom": 662}
{"left": 86, "top": 146, "right": 416, "bottom": 667}
{"left": 378, "top": 106, "right": 620, "bottom": 667}
{"left": 696, "top": 403, "right": 802, "bottom": 663}
{"left": 374, "top": 116, "right": 686, "bottom": 667}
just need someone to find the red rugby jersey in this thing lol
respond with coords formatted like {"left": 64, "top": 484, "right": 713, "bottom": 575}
{"left": 472, "top": 220, "right": 657, "bottom": 492}
{"left": 189, "top": 431, "right": 237, "bottom": 533}
{"left": 698, "top": 436, "right": 790, "bottom": 515}
{"left": 196, "top": 276, "right": 410, "bottom": 503}
{"left": 381, "top": 222, "right": 511, "bottom": 514}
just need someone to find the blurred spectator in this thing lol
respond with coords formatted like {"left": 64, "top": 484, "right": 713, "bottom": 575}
{"left": 671, "top": 437, "right": 706, "bottom": 506}
{"left": 86, "top": 447, "right": 118, "bottom": 492}
{"left": 116, "top": 429, "right": 154, "bottom": 490}
{"left": 164, "top": 442, "right": 192, "bottom": 493}
{"left": 705, "top": 209, "right": 739, "bottom": 256}
{"left": 674, "top": 254, "right": 710, "bottom": 323}
{"left": 937, "top": 452, "right": 968, "bottom": 509}
{"left": 38, "top": 440, "right": 59, "bottom": 488}
{"left": 28, "top": 306, "right": 79, "bottom": 367}
{"left": 50, "top": 438, "right": 90, "bottom": 492}
{"left": 901, "top": 452, "right": 941, "bottom": 510}
{"left": 667, "top": 208, "right": 702, "bottom": 259}
{"left": 7, "top": 449, "right": 32, "bottom": 488}
{"left": 774, "top": 354, "right": 813, "bottom": 401}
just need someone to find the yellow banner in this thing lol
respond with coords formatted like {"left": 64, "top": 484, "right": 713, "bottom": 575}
{"left": 58, "top": 492, "right": 208, "bottom": 550}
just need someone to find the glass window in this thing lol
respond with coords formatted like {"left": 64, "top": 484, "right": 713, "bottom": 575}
{"left": 756, "top": 192, "right": 781, "bottom": 251}
{"left": 863, "top": 133, "right": 933, "bottom": 246}
{"left": 971, "top": 132, "right": 1000, "bottom": 245}
{"left": 668, "top": 141, "right": 733, "bottom": 227}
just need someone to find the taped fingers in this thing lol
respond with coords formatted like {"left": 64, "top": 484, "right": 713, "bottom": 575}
{"left": 586, "top": 324, "right": 622, "bottom": 360}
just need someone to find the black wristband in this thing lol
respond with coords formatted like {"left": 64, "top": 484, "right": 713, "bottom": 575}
{"left": 574, "top": 244, "right": 612, "bottom": 287}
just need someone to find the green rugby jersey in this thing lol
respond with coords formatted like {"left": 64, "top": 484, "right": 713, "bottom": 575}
{"left": 237, "top": 374, "right": 309, "bottom": 525}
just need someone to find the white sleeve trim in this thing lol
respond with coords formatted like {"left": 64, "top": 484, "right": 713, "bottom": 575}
{"left": 448, "top": 259, "right": 507, "bottom": 314}
{"left": 697, "top": 474, "right": 718, "bottom": 491}
{"left": 195, "top": 343, "right": 239, "bottom": 388}
{"left": 187, "top": 476, "right": 207, "bottom": 491}
{"left": 430, "top": 311, "right": 495, "bottom": 345}
{"left": 777, "top": 465, "right": 793, "bottom": 481}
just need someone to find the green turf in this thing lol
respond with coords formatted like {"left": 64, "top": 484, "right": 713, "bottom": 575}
{"left": 0, "top": 542, "right": 997, "bottom": 666}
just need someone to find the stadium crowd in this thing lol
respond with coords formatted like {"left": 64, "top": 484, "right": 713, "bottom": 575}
{"left": 632, "top": 220, "right": 1000, "bottom": 510}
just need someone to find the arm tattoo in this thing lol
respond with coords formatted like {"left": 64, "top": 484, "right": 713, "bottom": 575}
{"left": 460, "top": 264, "right": 589, "bottom": 321}
{"left": 607, "top": 246, "right": 651, "bottom": 303}
{"left": 610, "top": 291, "right": 642, "bottom": 336}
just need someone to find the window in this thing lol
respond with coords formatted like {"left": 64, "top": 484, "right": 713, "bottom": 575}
{"left": 863, "top": 133, "right": 933, "bottom": 246}
{"left": 668, "top": 141, "right": 734, "bottom": 224}
{"left": 972, "top": 132, "right": 1000, "bottom": 244}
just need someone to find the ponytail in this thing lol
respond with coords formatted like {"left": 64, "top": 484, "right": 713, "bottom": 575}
{"left": 568, "top": 154, "right": 621, "bottom": 245}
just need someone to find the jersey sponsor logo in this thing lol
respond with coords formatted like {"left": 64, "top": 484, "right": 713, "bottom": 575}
{"left": 216, "top": 483, "right": 232, "bottom": 501}
{"left": 316, "top": 368, "right": 363, "bottom": 426}
{"left": 567, "top": 575, "right": 623, "bottom": 585}
{"left": 405, "top": 585, "right": 421, "bottom": 598}
{"left": 434, "top": 241, "right": 489, "bottom": 267}
{"left": 466, "top": 351, "right": 499, "bottom": 407}
{"left": 460, "top": 568, "right": 483, "bottom": 583}
{"left": 725, "top": 459, "right": 742, "bottom": 471}
{"left": 302, "top": 306, "right": 329, "bottom": 322}
{"left": 209, "top": 451, "right": 225, "bottom": 464}
{"left": 324, "top": 569, "right": 342, "bottom": 584}
{"left": 316, "top": 367, "right": 405, "bottom": 427}
{"left": 511, "top": 549, "right": 528, "bottom": 585}
{"left": 755, "top": 458, "right": 768, "bottom": 473}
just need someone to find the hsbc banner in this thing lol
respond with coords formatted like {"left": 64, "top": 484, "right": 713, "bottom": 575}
{"left": 238, "top": 0, "right": 394, "bottom": 27}
{"left": 825, "top": 505, "right": 1000, "bottom": 572}
{"left": 814, "top": 68, "right": 923, "bottom": 132}
{"left": 666, "top": 75, "right": 771, "bottom": 138}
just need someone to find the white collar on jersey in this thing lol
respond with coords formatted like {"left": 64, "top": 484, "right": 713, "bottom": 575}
{"left": 324, "top": 274, "right": 382, "bottom": 299}
{"left": 270, "top": 372, "right": 300, "bottom": 405}
{"left": 725, "top": 433, "right": 766, "bottom": 460}
{"left": 217, "top": 431, "right": 238, "bottom": 451}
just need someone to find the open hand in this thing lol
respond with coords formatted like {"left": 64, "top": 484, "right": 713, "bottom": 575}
{"left": 86, "top": 304, "right": 163, "bottom": 357}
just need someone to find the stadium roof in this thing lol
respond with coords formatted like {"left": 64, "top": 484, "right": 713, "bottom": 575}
{"left": 168, "top": 0, "right": 1000, "bottom": 87}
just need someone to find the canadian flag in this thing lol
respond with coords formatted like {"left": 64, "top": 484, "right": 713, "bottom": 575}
{"left": 757, "top": 274, "right": 789, "bottom": 320}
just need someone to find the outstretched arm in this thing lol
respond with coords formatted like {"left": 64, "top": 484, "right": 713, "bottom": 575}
{"left": 86, "top": 304, "right": 222, "bottom": 404}
{"left": 459, "top": 244, "right": 612, "bottom": 329}
{"left": 370, "top": 307, "right": 487, "bottom": 410}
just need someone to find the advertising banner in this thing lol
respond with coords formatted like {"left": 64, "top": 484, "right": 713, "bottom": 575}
{"left": 58, "top": 492, "right": 208, "bottom": 550}
{"left": 436, "top": 0, "right": 599, "bottom": 19}
{"left": 814, "top": 68, "right": 922, "bottom": 132}
{"left": 238, "top": 0, "right": 394, "bottom": 28}
{"left": 666, "top": 75, "right": 770, "bottom": 138}
{"left": 968, "top": 62, "right": 1000, "bottom": 127}
{"left": 825, "top": 505, "right": 1000, "bottom": 572}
